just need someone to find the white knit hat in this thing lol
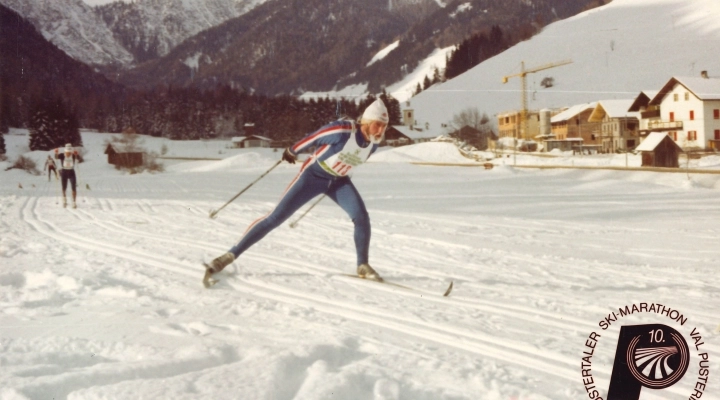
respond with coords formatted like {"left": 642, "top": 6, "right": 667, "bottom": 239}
{"left": 64, "top": 143, "right": 73, "bottom": 152}
{"left": 361, "top": 99, "right": 389, "bottom": 124}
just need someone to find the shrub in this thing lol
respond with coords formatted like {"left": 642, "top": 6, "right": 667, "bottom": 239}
{"left": 10, "top": 155, "right": 40, "bottom": 175}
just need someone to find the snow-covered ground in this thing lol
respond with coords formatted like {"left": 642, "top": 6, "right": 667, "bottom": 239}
{"left": 1, "top": 131, "right": 719, "bottom": 399}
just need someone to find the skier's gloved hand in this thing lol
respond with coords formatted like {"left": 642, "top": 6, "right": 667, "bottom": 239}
{"left": 282, "top": 148, "right": 296, "bottom": 164}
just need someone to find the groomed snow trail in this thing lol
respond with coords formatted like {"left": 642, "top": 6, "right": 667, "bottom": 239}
{"left": 1, "top": 160, "right": 719, "bottom": 399}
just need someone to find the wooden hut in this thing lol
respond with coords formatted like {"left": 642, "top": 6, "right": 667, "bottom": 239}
{"left": 104, "top": 143, "right": 145, "bottom": 168}
{"left": 635, "top": 132, "right": 683, "bottom": 168}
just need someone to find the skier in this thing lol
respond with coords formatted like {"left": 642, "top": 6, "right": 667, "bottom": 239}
{"left": 56, "top": 143, "right": 79, "bottom": 208}
{"left": 44, "top": 155, "right": 58, "bottom": 181}
{"left": 206, "top": 99, "right": 390, "bottom": 281}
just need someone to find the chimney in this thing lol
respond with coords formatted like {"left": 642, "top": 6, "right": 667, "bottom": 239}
{"left": 701, "top": 70, "right": 709, "bottom": 79}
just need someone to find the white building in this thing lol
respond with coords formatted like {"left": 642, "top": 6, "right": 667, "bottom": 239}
{"left": 646, "top": 75, "right": 720, "bottom": 150}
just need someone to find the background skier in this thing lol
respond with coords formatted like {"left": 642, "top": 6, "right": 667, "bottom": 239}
{"left": 205, "top": 99, "right": 389, "bottom": 283}
{"left": 56, "top": 143, "right": 79, "bottom": 208}
{"left": 44, "top": 155, "right": 58, "bottom": 181}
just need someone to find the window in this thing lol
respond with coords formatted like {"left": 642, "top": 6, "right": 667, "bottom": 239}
{"left": 673, "top": 93, "right": 678, "bottom": 101}
{"left": 669, "top": 112, "right": 674, "bottom": 122}
{"left": 685, "top": 92, "right": 690, "bottom": 101}
{"left": 690, "top": 110, "right": 695, "bottom": 120}
{"left": 715, "top": 129, "right": 720, "bottom": 140}
{"left": 671, "top": 131, "right": 677, "bottom": 140}
{"left": 687, "top": 131, "right": 697, "bottom": 141}
{"left": 714, "top": 109, "right": 719, "bottom": 119}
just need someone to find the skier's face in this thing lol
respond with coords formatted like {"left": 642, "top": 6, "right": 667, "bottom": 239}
{"left": 366, "top": 121, "right": 387, "bottom": 143}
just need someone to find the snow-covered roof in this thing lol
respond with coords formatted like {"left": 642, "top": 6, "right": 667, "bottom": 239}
{"left": 245, "top": 135, "right": 272, "bottom": 142}
{"left": 104, "top": 143, "right": 143, "bottom": 154}
{"left": 649, "top": 76, "right": 720, "bottom": 105}
{"left": 588, "top": 99, "right": 640, "bottom": 122}
{"left": 231, "top": 136, "right": 247, "bottom": 143}
{"left": 550, "top": 102, "right": 596, "bottom": 123}
{"left": 391, "top": 125, "right": 442, "bottom": 141}
{"left": 635, "top": 132, "right": 683, "bottom": 152}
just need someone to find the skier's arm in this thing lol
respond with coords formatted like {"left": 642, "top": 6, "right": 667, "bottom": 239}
{"left": 288, "top": 121, "right": 350, "bottom": 156}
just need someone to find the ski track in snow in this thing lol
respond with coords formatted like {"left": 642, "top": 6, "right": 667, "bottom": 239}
{"left": 2, "top": 146, "right": 720, "bottom": 398}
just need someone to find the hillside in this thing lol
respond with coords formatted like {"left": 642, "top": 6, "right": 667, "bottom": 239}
{"left": 406, "top": 0, "right": 720, "bottom": 132}
{"left": 117, "top": 0, "right": 440, "bottom": 94}
{"left": 0, "top": 4, "right": 127, "bottom": 129}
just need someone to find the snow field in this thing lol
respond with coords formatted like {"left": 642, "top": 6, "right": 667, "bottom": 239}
{"left": 1, "top": 131, "right": 719, "bottom": 399}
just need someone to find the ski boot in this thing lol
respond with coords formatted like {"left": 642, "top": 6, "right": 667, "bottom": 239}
{"left": 205, "top": 252, "right": 235, "bottom": 274}
{"left": 72, "top": 201, "right": 77, "bottom": 209}
{"left": 357, "top": 263, "right": 383, "bottom": 282}
{"left": 62, "top": 198, "right": 67, "bottom": 208}
{"left": 203, "top": 252, "right": 235, "bottom": 288}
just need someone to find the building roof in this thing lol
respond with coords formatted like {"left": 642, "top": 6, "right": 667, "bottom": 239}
{"left": 588, "top": 99, "right": 640, "bottom": 122}
{"left": 104, "top": 143, "right": 144, "bottom": 154}
{"left": 245, "top": 135, "right": 272, "bottom": 141}
{"left": 391, "top": 125, "right": 442, "bottom": 141}
{"left": 649, "top": 76, "right": 720, "bottom": 105}
{"left": 627, "top": 90, "right": 659, "bottom": 112}
{"left": 635, "top": 132, "right": 683, "bottom": 152}
{"left": 550, "top": 102, "right": 596, "bottom": 123}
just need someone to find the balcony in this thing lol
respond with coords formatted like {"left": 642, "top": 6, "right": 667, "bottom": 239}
{"left": 647, "top": 120, "right": 683, "bottom": 131}
{"left": 640, "top": 109, "right": 660, "bottom": 119}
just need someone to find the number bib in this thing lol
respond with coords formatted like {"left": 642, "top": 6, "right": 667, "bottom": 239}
{"left": 319, "top": 127, "right": 373, "bottom": 177}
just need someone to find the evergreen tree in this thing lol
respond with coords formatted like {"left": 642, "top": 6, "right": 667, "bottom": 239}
{"left": 379, "top": 90, "right": 401, "bottom": 126}
{"left": 0, "top": 132, "right": 6, "bottom": 155}
{"left": 28, "top": 98, "right": 82, "bottom": 151}
{"left": 422, "top": 75, "right": 432, "bottom": 91}
{"left": 28, "top": 106, "right": 53, "bottom": 151}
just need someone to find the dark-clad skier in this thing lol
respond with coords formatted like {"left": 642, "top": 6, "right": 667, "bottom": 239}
{"left": 206, "top": 99, "right": 389, "bottom": 282}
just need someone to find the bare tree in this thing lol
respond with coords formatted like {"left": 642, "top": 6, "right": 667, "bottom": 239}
{"left": 446, "top": 107, "right": 493, "bottom": 150}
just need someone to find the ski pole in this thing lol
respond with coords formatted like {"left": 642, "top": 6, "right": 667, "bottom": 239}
{"left": 209, "top": 160, "right": 283, "bottom": 219}
{"left": 289, "top": 194, "right": 325, "bottom": 228}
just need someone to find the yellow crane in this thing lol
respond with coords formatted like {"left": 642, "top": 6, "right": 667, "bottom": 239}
{"left": 502, "top": 59, "right": 572, "bottom": 141}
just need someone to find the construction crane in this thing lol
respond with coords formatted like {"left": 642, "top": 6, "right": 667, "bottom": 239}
{"left": 502, "top": 59, "right": 573, "bottom": 141}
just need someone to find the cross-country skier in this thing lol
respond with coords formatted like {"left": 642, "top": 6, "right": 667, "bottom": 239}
{"left": 55, "top": 143, "right": 79, "bottom": 208}
{"left": 206, "top": 98, "right": 390, "bottom": 281}
{"left": 44, "top": 155, "right": 58, "bottom": 181}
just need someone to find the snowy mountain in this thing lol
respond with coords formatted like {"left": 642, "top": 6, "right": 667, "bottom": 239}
{"left": 405, "top": 0, "right": 720, "bottom": 132}
{"left": 95, "top": 0, "right": 267, "bottom": 63}
{"left": 0, "top": 0, "right": 267, "bottom": 67}
{"left": 0, "top": 0, "right": 134, "bottom": 67}
{"left": 116, "top": 0, "right": 600, "bottom": 95}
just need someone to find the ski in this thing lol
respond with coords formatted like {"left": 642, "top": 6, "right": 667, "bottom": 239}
{"left": 341, "top": 274, "right": 454, "bottom": 297}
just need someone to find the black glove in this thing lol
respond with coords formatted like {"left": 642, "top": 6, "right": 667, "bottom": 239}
{"left": 282, "top": 148, "right": 297, "bottom": 164}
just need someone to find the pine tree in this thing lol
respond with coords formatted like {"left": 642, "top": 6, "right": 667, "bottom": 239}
{"left": 28, "top": 107, "right": 53, "bottom": 151}
{"left": 28, "top": 98, "right": 81, "bottom": 151}
{"left": 0, "top": 132, "right": 6, "bottom": 156}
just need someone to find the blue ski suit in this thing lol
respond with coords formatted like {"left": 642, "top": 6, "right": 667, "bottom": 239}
{"left": 228, "top": 120, "right": 379, "bottom": 265}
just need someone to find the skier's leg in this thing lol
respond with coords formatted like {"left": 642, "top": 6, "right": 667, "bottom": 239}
{"left": 326, "top": 178, "right": 370, "bottom": 266}
{"left": 227, "top": 167, "right": 329, "bottom": 259}
{"left": 60, "top": 170, "right": 68, "bottom": 206}
{"left": 69, "top": 171, "right": 77, "bottom": 208}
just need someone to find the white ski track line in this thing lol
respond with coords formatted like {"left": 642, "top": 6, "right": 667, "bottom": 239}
{"left": 23, "top": 197, "right": 198, "bottom": 284}
{"left": 29, "top": 197, "right": 593, "bottom": 364}
{"left": 62, "top": 201, "right": 598, "bottom": 332}
{"left": 230, "top": 276, "right": 586, "bottom": 384}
